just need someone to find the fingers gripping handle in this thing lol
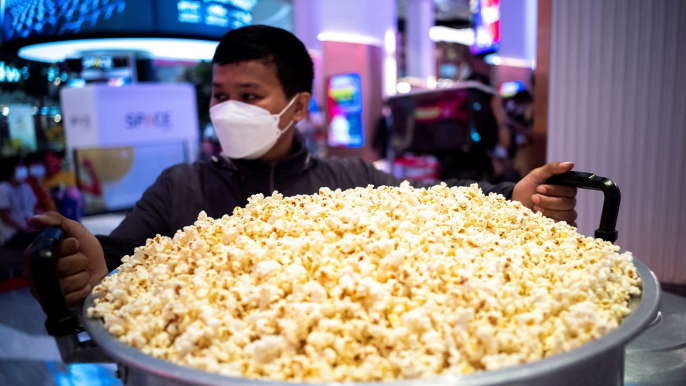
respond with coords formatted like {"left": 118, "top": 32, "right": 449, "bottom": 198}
{"left": 545, "top": 171, "right": 621, "bottom": 243}
{"left": 29, "top": 227, "right": 78, "bottom": 336}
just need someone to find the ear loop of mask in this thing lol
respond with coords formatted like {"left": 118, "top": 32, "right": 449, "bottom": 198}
{"left": 273, "top": 93, "right": 301, "bottom": 135}
{"left": 276, "top": 93, "right": 300, "bottom": 119}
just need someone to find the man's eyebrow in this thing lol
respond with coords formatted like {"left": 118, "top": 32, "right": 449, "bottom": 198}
{"left": 212, "top": 82, "right": 263, "bottom": 89}
{"left": 236, "top": 82, "right": 263, "bottom": 89}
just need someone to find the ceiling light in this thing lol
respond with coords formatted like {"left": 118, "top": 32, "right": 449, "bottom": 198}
{"left": 18, "top": 38, "right": 220, "bottom": 63}
{"left": 396, "top": 81, "right": 411, "bottom": 94}
{"left": 429, "top": 26, "right": 475, "bottom": 46}
{"left": 317, "top": 32, "right": 382, "bottom": 46}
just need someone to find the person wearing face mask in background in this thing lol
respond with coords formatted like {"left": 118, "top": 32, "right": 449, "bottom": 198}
{"left": 22, "top": 25, "right": 579, "bottom": 308}
{"left": 41, "top": 150, "right": 101, "bottom": 221}
{"left": 24, "top": 152, "right": 55, "bottom": 214}
{"left": 0, "top": 157, "right": 39, "bottom": 250}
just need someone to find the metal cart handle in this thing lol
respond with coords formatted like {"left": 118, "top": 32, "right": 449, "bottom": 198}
{"left": 545, "top": 171, "right": 621, "bottom": 243}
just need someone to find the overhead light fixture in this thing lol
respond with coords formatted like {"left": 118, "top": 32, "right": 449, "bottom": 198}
{"left": 317, "top": 32, "right": 382, "bottom": 46}
{"left": 384, "top": 29, "right": 397, "bottom": 54}
{"left": 385, "top": 57, "right": 398, "bottom": 97}
{"left": 18, "top": 38, "right": 220, "bottom": 63}
{"left": 396, "top": 81, "right": 411, "bottom": 94}
{"left": 429, "top": 26, "right": 475, "bottom": 46}
{"left": 384, "top": 28, "right": 398, "bottom": 97}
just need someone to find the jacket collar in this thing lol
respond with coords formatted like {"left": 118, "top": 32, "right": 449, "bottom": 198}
{"left": 212, "top": 130, "right": 314, "bottom": 177}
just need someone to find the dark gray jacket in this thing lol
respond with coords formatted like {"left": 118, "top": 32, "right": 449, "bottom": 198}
{"left": 98, "top": 133, "right": 515, "bottom": 271}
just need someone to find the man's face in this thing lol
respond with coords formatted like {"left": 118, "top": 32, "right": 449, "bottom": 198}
{"left": 211, "top": 60, "right": 302, "bottom": 131}
{"left": 210, "top": 59, "right": 311, "bottom": 161}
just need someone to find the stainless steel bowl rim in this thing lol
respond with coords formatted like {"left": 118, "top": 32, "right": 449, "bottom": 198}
{"left": 82, "top": 256, "right": 660, "bottom": 386}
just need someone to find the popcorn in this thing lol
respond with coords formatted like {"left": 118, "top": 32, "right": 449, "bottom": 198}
{"left": 88, "top": 183, "right": 641, "bottom": 382}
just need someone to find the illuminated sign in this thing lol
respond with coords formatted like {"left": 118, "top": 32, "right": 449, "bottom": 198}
{"left": 471, "top": 0, "right": 500, "bottom": 55}
{"left": 0, "top": 62, "right": 22, "bottom": 83}
{"left": 82, "top": 56, "right": 114, "bottom": 69}
{"left": 206, "top": 4, "right": 230, "bottom": 27}
{"left": 174, "top": 0, "right": 253, "bottom": 28}
{"left": 178, "top": 0, "right": 202, "bottom": 23}
{"left": 327, "top": 73, "right": 364, "bottom": 148}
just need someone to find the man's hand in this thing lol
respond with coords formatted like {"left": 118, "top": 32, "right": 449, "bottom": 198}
{"left": 22, "top": 212, "right": 108, "bottom": 308}
{"left": 511, "top": 161, "right": 578, "bottom": 224}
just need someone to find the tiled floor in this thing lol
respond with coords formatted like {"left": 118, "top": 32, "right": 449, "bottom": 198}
{"left": 0, "top": 286, "right": 122, "bottom": 385}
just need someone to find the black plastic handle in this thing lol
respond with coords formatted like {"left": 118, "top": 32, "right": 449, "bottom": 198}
{"left": 545, "top": 171, "right": 621, "bottom": 243}
{"left": 29, "top": 227, "right": 78, "bottom": 337}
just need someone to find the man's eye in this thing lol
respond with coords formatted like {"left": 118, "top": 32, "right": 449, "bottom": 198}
{"left": 243, "top": 94, "right": 260, "bottom": 101}
{"left": 213, "top": 94, "right": 227, "bottom": 102}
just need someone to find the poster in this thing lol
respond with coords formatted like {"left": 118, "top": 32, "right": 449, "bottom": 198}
{"left": 7, "top": 104, "right": 37, "bottom": 151}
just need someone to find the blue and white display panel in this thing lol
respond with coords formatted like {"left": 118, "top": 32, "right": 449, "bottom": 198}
{"left": 326, "top": 73, "right": 365, "bottom": 148}
{"left": 1, "top": 0, "right": 291, "bottom": 43}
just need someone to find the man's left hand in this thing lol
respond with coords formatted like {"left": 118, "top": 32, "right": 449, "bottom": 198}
{"left": 511, "top": 161, "right": 578, "bottom": 224}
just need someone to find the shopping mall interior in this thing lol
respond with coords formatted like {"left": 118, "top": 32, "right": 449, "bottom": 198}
{"left": 0, "top": 0, "right": 685, "bottom": 385}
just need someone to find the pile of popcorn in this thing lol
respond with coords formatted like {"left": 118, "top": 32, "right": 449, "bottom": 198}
{"left": 88, "top": 182, "right": 641, "bottom": 382}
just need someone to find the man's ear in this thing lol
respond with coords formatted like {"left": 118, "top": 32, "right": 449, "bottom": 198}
{"left": 292, "top": 92, "right": 312, "bottom": 122}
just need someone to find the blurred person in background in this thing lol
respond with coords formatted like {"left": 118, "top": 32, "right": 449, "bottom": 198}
{"left": 296, "top": 97, "right": 327, "bottom": 158}
{"left": 0, "top": 157, "right": 38, "bottom": 250}
{"left": 199, "top": 123, "right": 222, "bottom": 162}
{"left": 199, "top": 137, "right": 222, "bottom": 162}
{"left": 372, "top": 103, "right": 393, "bottom": 161}
{"left": 42, "top": 150, "right": 102, "bottom": 221}
{"left": 505, "top": 90, "right": 535, "bottom": 178}
{"left": 24, "top": 151, "right": 55, "bottom": 214}
{"left": 441, "top": 54, "right": 511, "bottom": 181}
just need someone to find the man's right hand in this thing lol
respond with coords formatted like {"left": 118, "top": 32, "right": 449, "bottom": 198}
{"left": 22, "top": 212, "right": 108, "bottom": 308}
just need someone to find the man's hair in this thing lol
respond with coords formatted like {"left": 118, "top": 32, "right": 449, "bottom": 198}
{"left": 213, "top": 25, "right": 314, "bottom": 98}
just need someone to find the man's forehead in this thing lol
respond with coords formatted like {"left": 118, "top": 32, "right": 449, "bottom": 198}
{"left": 212, "top": 60, "right": 277, "bottom": 80}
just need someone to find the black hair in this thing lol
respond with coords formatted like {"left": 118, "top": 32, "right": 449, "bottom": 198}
{"left": 212, "top": 25, "right": 314, "bottom": 98}
{"left": 0, "top": 157, "right": 20, "bottom": 182}
{"left": 24, "top": 151, "right": 47, "bottom": 165}
{"left": 513, "top": 90, "right": 533, "bottom": 103}
{"left": 467, "top": 72, "right": 492, "bottom": 86}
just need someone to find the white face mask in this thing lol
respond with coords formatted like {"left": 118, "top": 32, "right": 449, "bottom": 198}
{"left": 14, "top": 166, "right": 28, "bottom": 181}
{"left": 210, "top": 94, "right": 299, "bottom": 160}
{"left": 30, "top": 164, "right": 46, "bottom": 178}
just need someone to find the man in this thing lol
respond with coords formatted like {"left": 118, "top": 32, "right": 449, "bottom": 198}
{"left": 24, "top": 25, "right": 577, "bottom": 307}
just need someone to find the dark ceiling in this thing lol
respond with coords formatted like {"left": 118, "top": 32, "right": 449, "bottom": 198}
{"left": 397, "top": 0, "right": 472, "bottom": 30}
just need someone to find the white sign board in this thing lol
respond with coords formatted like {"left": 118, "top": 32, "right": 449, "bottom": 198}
{"left": 61, "top": 84, "right": 199, "bottom": 160}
